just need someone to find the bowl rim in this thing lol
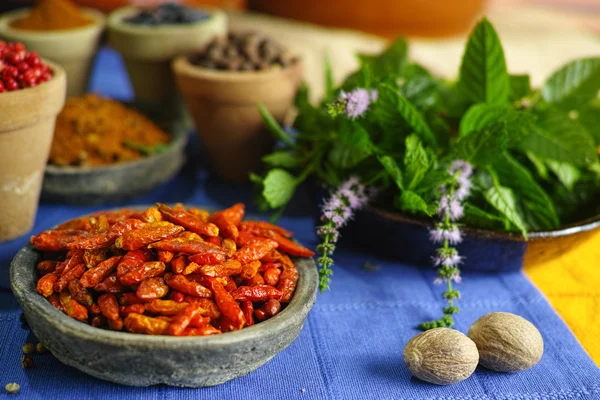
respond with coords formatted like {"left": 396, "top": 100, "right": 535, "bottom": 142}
{"left": 107, "top": 5, "right": 224, "bottom": 35}
{"left": 368, "top": 205, "right": 600, "bottom": 242}
{"left": 10, "top": 208, "right": 318, "bottom": 347}
{"left": 172, "top": 55, "right": 303, "bottom": 83}
{"left": 44, "top": 101, "right": 188, "bottom": 174}
{"left": 0, "top": 8, "right": 106, "bottom": 38}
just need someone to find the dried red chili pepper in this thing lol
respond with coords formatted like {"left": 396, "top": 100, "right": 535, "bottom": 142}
{"left": 211, "top": 280, "right": 245, "bottom": 329}
{"left": 263, "top": 268, "right": 281, "bottom": 286}
{"left": 31, "top": 230, "right": 88, "bottom": 252}
{"left": 240, "top": 260, "right": 261, "bottom": 280}
{"left": 183, "top": 325, "right": 221, "bottom": 336}
{"left": 236, "top": 230, "right": 259, "bottom": 247}
{"left": 54, "top": 264, "right": 85, "bottom": 292}
{"left": 55, "top": 216, "right": 93, "bottom": 231}
{"left": 37, "top": 273, "right": 58, "bottom": 297}
{"left": 210, "top": 207, "right": 240, "bottom": 239}
{"left": 182, "top": 262, "right": 201, "bottom": 275}
{"left": 120, "top": 261, "right": 166, "bottom": 286}
{"left": 93, "top": 274, "right": 126, "bottom": 294}
{"left": 83, "top": 248, "right": 108, "bottom": 269}
{"left": 234, "top": 238, "right": 278, "bottom": 264}
{"left": 37, "top": 260, "right": 57, "bottom": 276}
{"left": 146, "top": 299, "right": 189, "bottom": 315}
{"left": 117, "top": 249, "right": 152, "bottom": 278}
{"left": 199, "top": 260, "right": 242, "bottom": 278}
{"left": 170, "top": 254, "right": 188, "bottom": 274}
{"left": 139, "top": 206, "right": 162, "bottom": 223}
{"left": 119, "top": 304, "right": 146, "bottom": 317}
{"left": 188, "top": 252, "right": 226, "bottom": 265}
{"left": 221, "top": 239, "right": 236, "bottom": 257}
{"left": 182, "top": 296, "right": 221, "bottom": 319}
{"left": 239, "top": 221, "right": 292, "bottom": 238}
{"left": 91, "top": 315, "right": 106, "bottom": 328}
{"left": 59, "top": 291, "right": 88, "bottom": 322}
{"left": 156, "top": 203, "right": 219, "bottom": 237}
{"left": 57, "top": 249, "right": 84, "bottom": 276}
{"left": 278, "top": 253, "right": 299, "bottom": 303}
{"left": 48, "top": 293, "right": 64, "bottom": 312}
{"left": 69, "top": 219, "right": 145, "bottom": 250}
{"left": 88, "top": 302, "right": 101, "bottom": 315}
{"left": 91, "top": 208, "right": 137, "bottom": 224}
{"left": 157, "top": 250, "right": 174, "bottom": 264}
{"left": 241, "top": 301, "right": 254, "bottom": 327}
{"left": 188, "top": 208, "right": 210, "bottom": 222}
{"left": 231, "top": 285, "right": 283, "bottom": 302}
{"left": 168, "top": 303, "right": 201, "bottom": 336}
{"left": 136, "top": 277, "right": 169, "bottom": 300}
{"left": 164, "top": 273, "right": 212, "bottom": 298}
{"left": 169, "top": 291, "right": 185, "bottom": 303}
{"left": 245, "top": 273, "right": 265, "bottom": 287}
{"left": 80, "top": 256, "right": 122, "bottom": 288}
{"left": 151, "top": 237, "right": 226, "bottom": 257}
{"left": 255, "top": 299, "right": 281, "bottom": 321}
{"left": 68, "top": 279, "right": 93, "bottom": 306}
{"left": 124, "top": 313, "right": 169, "bottom": 335}
{"left": 119, "top": 292, "right": 146, "bottom": 306}
{"left": 115, "top": 221, "right": 184, "bottom": 250}
{"left": 189, "top": 314, "right": 211, "bottom": 328}
{"left": 98, "top": 293, "right": 120, "bottom": 321}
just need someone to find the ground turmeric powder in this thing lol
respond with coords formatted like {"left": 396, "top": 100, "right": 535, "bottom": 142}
{"left": 11, "top": 0, "right": 93, "bottom": 31}
{"left": 49, "top": 95, "right": 171, "bottom": 167}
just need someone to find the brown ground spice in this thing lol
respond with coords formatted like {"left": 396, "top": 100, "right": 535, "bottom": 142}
{"left": 49, "top": 94, "right": 170, "bottom": 167}
{"left": 11, "top": 0, "right": 92, "bottom": 31}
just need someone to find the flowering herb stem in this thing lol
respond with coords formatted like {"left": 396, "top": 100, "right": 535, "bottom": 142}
{"left": 419, "top": 160, "right": 473, "bottom": 330}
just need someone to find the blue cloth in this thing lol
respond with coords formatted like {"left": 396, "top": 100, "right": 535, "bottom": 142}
{"left": 0, "top": 48, "right": 598, "bottom": 400}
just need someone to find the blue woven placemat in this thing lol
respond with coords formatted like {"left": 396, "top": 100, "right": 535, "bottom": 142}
{"left": 0, "top": 48, "right": 598, "bottom": 400}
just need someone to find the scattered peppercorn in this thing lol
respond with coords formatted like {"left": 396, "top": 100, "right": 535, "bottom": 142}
{"left": 0, "top": 41, "right": 53, "bottom": 92}
{"left": 22, "top": 343, "right": 35, "bottom": 355}
{"left": 190, "top": 32, "right": 298, "bottom": 72}
{"left": 21, "top": 355, "right": 34, "bottom": 369}
{"left": 5, "top": 383, "right": 20, "bottom": 394}
{"left": 125, "top": 3, "right": 210, "bottom": 25}
{"left": 36, "top": 343, "right": 47, "bottom": 354}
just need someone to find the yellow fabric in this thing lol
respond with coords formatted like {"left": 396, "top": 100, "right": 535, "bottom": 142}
{"left": 524, "top": 229, "right": 600, "bottom": 365}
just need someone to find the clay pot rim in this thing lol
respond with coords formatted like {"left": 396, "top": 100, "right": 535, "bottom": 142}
{"left": 10, "top": 206, "right": 318, "bottom": 346}
{"left": 107, "top": 5, "right": 224, "bottom": 36}
{"left": 0, "top": 58, "right": 65, "bottom": 102}
{"left": 367, "top": 205, "right": 600, "bottom": 243}
{"left": 0, "top": 8, "right": 105, "bottom": 39}
{"left": 172, "top": 55, "right": 303, "bottom": 83}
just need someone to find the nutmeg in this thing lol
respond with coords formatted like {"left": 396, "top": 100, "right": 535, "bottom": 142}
{"left": 468, "top": 312, "right": 543, "bottom": 372}
{"left": 403, "top": 328, "right": 479, "bottom": 385}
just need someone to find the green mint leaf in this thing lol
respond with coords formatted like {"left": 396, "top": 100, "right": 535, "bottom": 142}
{"left": 458, "top": 18, "right": 509, "bottom": 105}
{"left": 483, "top": 184, "right": 528, "bottom": 238}
{"left": 452, "top": 121, "right": 508, "bottom": 166}
{"left": 546, "top": 159, "right": 581, "bottom": 190}
{"left": 374, "top": 83, "right": 438, "bottom": 147}
{"left": 509, "top": 74, "right": 531, "bottom": 101}
{"left": 261, "top": 169, "right": 297, "bottom": 209}
{"left": 459, "top": 104, "right": 535, "bottom": 144}
{"left": 396, "top": 190, "right": 436, "bottom": 216}
{"left": 577, "top": 99, "right": 600, "bottom": 145}
{"left": 378, "top": 155, "right": 404, "bottom": 190}
{"left": 262, "top": 151, "right": 302, "bottom": 169}
{"left": 404, "top": 134, "right": 431, "bottom": 190}
{"left": 258, "top": 104, "right": 295, "bottom": 148}
{"left": 358, "top": 38, "right": 408, "bottom": 78}
{"left": 324, "top": 53, "right": 335, "bottom": 102}
{"left": 541, "top": 58, "right": 600, "bottom": 110}
{"left": 464, "top": 203, "right": 507, "bottom": 228}
{"left": 492, "top": 153, "right": 559, "bottom": 230}
{"left": 525, "top": 151, "right": 549, "bottom": 179}
{"left": 398, "top": 63, "right": 441, "bottom": 110}
{"left": 328, "top": 124, "right": 374, "bottom": 169}
{"left": 519, "top": 107, "right": 596, "bottom": 166}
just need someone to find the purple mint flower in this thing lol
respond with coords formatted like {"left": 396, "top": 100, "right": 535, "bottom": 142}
{"left": 433, "top": 250, "right": 463, "bottom": 267}
{"left": 448, "top": 200, "right": 464, "bottom": 221}
{"left": 448, "top": 160, "right": 473, "bottom": 178}
{"left": 340, "top": 88, "right": 371, "bottom": 119}
{"left": 370, "top": 89, "right": 378, "bottom": 102}
{"left": 433, "top": 277, "right": 443, "bottom": 285}
{"left": 455, "top": 176, "right": 472, "bottom": 201}
{"left": 428, "top": 225, "right": 462, "bottom": 245}
{"left": 450, "top": 273, "right": 462, "bottom": 283}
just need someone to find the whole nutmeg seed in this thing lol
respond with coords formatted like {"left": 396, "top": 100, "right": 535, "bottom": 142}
{"left": 468, "top": 312, "right": 543, "bottom": 372}
{"left": 403, "top": 328, "right": 479, "bottom": 385}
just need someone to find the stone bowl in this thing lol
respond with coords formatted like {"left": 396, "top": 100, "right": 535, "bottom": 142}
{"left": 10, "top": 223, "right": 318, "bottom": 387}
{"left": 41, "top": 106, "right": 188, "bottom": 205}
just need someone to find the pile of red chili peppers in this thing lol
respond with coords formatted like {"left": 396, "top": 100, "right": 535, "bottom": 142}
{"left": 32, "top": 203, "right": 314, "bottom": 336}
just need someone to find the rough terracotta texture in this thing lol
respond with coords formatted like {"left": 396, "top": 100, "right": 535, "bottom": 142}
{"left": 0, "top": 61, "right": 66, "bottom": 241}
{"left": 172, "top": 57, "right": 303, "bottom": 181}
{"left": 107, "top": 6, "right": 226, "bottom": 121}
{"left": 0, "top": 8, "right": 105, "bottom": 97}
{"left": 10, "top": 238, "right": 317, "bottom": 386}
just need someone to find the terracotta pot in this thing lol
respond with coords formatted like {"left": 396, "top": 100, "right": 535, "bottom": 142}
{"left": 0, "top": 8, "right": 105, "bottom": 97}
{"left": 0, "top": 61, "right": 66, "bottom": 242}
{"left": 248, "top": 0, "right": 485, "bottom": 38}
{"left": 172, "top": 57, "right": 303, "bottom": 181}
{"left": 107, "top": 6, "right": 226, "bottom": 123}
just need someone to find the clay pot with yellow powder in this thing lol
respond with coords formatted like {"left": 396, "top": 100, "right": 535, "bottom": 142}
{"left": 0, "top": 61, "right": 66, "bottom": 242}
{"left": 0, "top": 1, "right": 105, "bottom": 97}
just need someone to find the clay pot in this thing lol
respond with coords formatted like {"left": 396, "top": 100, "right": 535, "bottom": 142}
{"left": 172, "top": 57, "right": 303, "bottom": 181}
{"left": 107, "top": 6, "right": 226, "bottom": 122}
{"left": 0, "top": 8, "right": 105, "bottom": 97}
{"left": 0, "top": 61, "right": 66, "bottom": 242}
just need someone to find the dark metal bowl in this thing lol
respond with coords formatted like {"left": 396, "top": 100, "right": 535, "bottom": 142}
{"left": 347, "top": 206, "right": 600, "bottom": 272}
{"left": 41, "top": 105, "right": 188, "bottom": 205}
{"left": 10, "top": 208, "right": 318, "bottom": 387}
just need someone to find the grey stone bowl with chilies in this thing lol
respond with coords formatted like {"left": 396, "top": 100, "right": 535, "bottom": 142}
{"left": 10, "top": 243, "right": 318, "bottom": 387}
